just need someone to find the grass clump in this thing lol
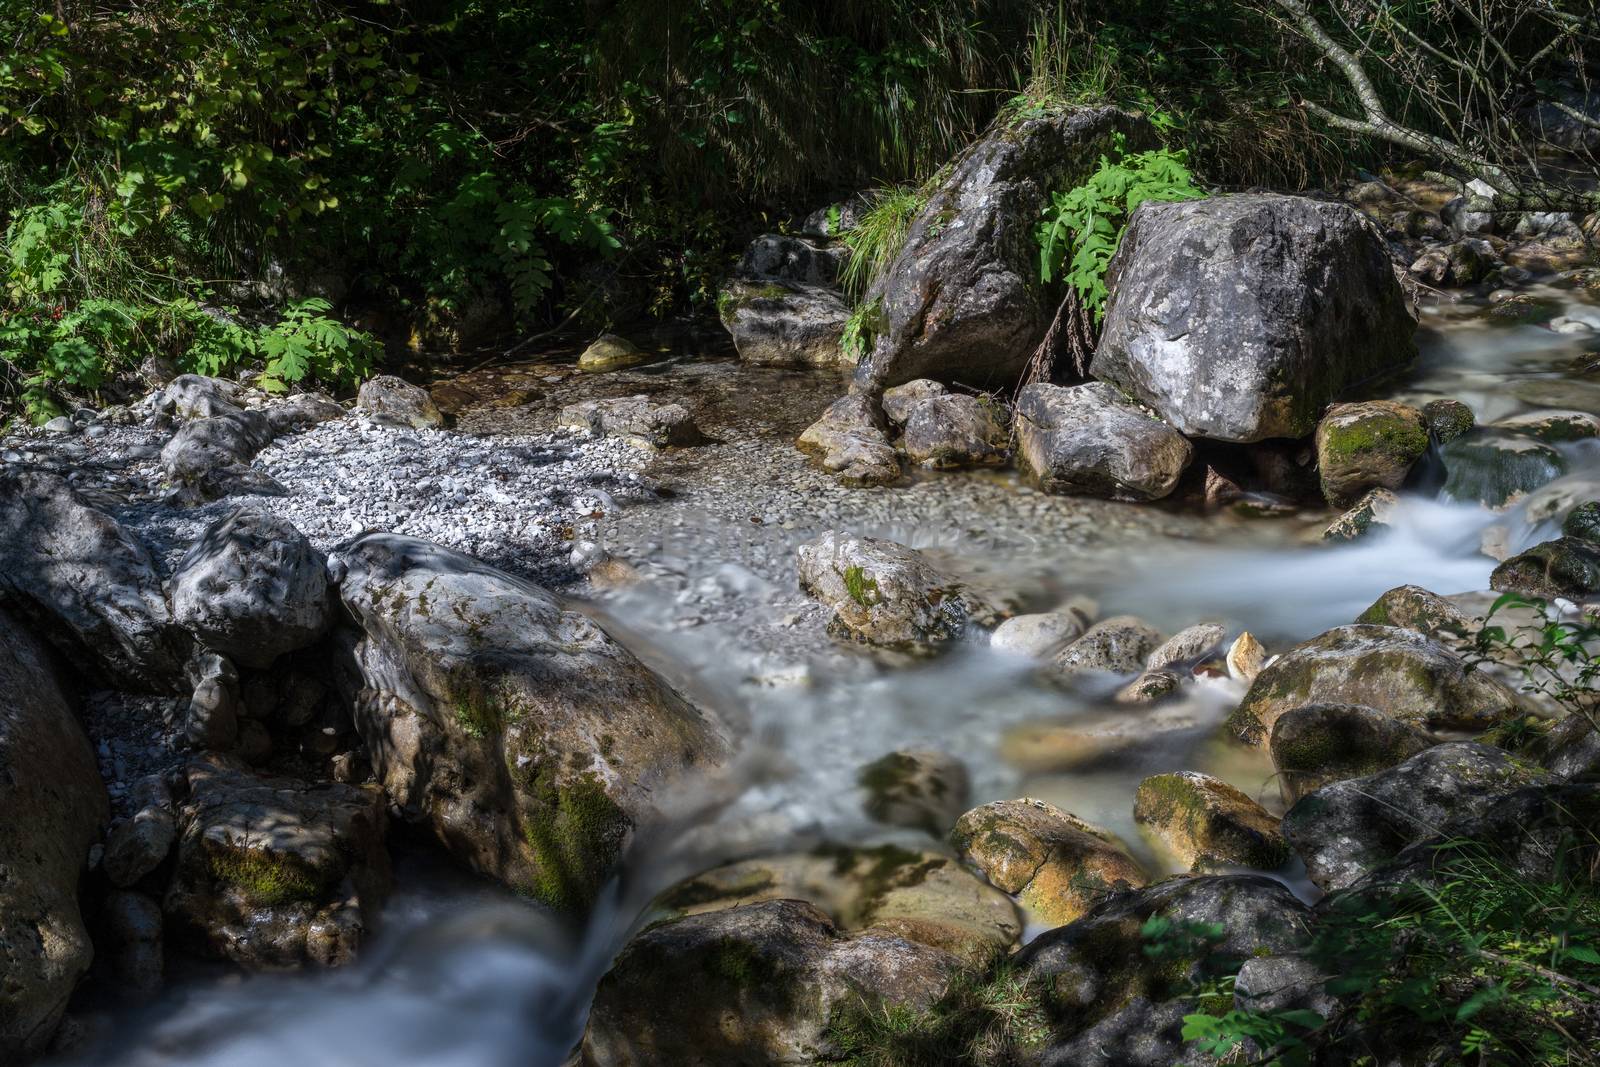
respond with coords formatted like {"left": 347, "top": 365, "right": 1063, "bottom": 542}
{"left": 825, "top": 963, "right": 1052, "bottom": 1066}
{"left": 840, "top": 187, "right": 927, "bottom": 300}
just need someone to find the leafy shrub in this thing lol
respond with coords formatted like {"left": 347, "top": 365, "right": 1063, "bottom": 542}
{"left": 1035, "top": 135, "right": 1204, "bottom": 321}
{"left": 1468, "top": 592, "right": 1600, "bottom": 737}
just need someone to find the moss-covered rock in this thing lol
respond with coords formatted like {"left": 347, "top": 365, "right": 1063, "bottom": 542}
{"left": 857, "top": 749, "right": 971, "bottom": 836}
{"left": 1441, "top": 429, "right": 1567, "bottom": 508}
{"left": 717, "top": 279, "right": 852, "bottom": 370}
{"left": 1322, "top": 487, "right": 1400, "bottom": 542}
{"left": 1493, "top": 408, "right": 1600, "bottom": 443}
{"left": 163, "top": 756, "right": 390, "bottom": 968}
{"left": 576, "top": 332, "right": 646, "bottom": 371}
{"left": 1228, "top": 624, "right": 1519, "bottom": 746}
{"left": 1133, "top": 771, "right": 1288, "bottom": 871}
{"left": 1315, "top": 400, "right": 1430, "bottom": 507}
{"left": 1490, "top": 536, "right": 1600, "bottom": 600}
{"left": 1268, "top": 702, "right": 1436, "bottom": 804}
{"left": 581, "top": 899, "right": 960, "bottom": 1065}
{"left": 1355, "top": 584, "right": 1475, "bottom": 642}
{"left": 1564, "top": 501, "right": 1600, "bottom": 544}
{"left": 333, "top": 533, "right": 727, "bottom": 912}
{"left": 1422, "top": 397, "right": 1475, "bottom": 443}
{"left": 1281, "top": 741, "right": 1548, "bottom": 890}
{"left": 950, "top": 798, "right": 1146, "bottom": 927}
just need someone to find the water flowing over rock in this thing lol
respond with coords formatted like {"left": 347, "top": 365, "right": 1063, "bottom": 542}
{"left": 719, "top": 279, "right": 852, "bottom": 370}
{"left": 1014, "top": 382, "right": 1193, "bottom": 501}
{"left": 164, "top": 756, "right": 391, "bottom": 967}
{"left": 0, "top": 467, "right": 186, "bottom": 691}
{"left": 857, "top": 750, "right": 971, "bottom": 836}
{"left": 854, "top": 106, "right": 1150, "bottom": 393}
{"left": 581, "top": 899, "right": 960, "bottom": 1066}
{"left": 1090, "top": 194, "right": 1417, "bottom": 443}
{"left": 1020, "top": 876, "right": 1312, "bottom": 1066}
{"left": 1281, "top": 742, "right": 1547, "bottom": 891}
{"left": 1322, "top": 487, "right": 1400, "bottom": 543}
{"left": 1228, "top": 624, "right": 1518, "bottom": 745}
{"left": 796, "top": 532, "right": 1005, "bottom": 651}
{"left": 0, "top": 608, "right": 108, "bottom": 1060}
{"left": 169, "top": 509, "right": 332, "bottom": 670}
{"left": 332, "top": 533, "right": 727, "bottom": 909}
{"left": 1440, "top": 429, "right": 1566, "bottom": 507}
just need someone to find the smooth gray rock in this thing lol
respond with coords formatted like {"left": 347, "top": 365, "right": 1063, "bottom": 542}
{"left": 159, "top": 406, "right": 279, "bottom": 497}
{"left": 332, "top": 533, "right": 727, "bottom": 909}
{"left": 899, "top": 392, "right": 1008, "bottom": 469}
{"left": 558, "top": 396, "right": 703, "bottom": 448}
{"left": 170, "top": 509, "right": 331, "bottom": 670}
{"left": 0, "top": 468, "right": 186, "bottom": 691}
{"left": 0, "top": 607, "right": 108, "bottom": 1060}
{"left": 855, "top": 107, "right": 1150, "bottom": 392}
{"left": 265, "top": 392, "right": 346, "bottom": 435}
{"left": 1015, "top": 382, "right": 1193, "bottom": 501}
{"left": 1091, "top": 194, "right": 1417, "bottom": 442}
{"left": 718, "top": 279, "right": 852, "bottom": 369}
{"left": 356, "top": 375, "right": 443, "bottom": 429}
{"left": 990, "top": 610, "right": 1089, "bottom": 658}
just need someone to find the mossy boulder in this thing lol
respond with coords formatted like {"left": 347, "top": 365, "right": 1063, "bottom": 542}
{"left": 1355, "top": 584, "right": 1475, "bottom": 643}
{"left": 1564, "top": 501, "right": 1600, "bottom": 543}
{"left": 857, "top": 749, "right": 971, "bottom": 836}
{"left": 1322, "top": 487, "right": 1400, "bottom": 542}
{"left": 1490, "top": 536, "right": 1600, "bottom": 600}
{"left": 1440, "top": 429, "right": 1567, "bottom": 507}
{"left": 577, "top": 332, "right": 646, "bottom": 371}
{"left": 333, "top": 533, "right": 727, "bottom": 912}
{"left": 581, "top": 899, "right": 960, "bottom": 1065}
{"left": 0, "top": 608, "right": 108, "bottom": 1059}
{"left": 950, "top": 798, "right": 1146, "bottom": 927}
{"left": 1422, "top": 398, "right": 1475, "bottom": 443}
{"left": 654, "top": 844, "right": 1020, "bottom": 967}
{"left": 1133, "top": 772, "right": 1288, "bottom": 871}
{"left": 1281, "top": 741, "right": 1548, "bottom": 890}
{"left": 163, "top": 756, "right": 390, "bottom": 968}
{"left": 1018, "top": 876, "right": 1311, "bottom": 1058}
{"left": 1491, "top": 408, "right": 1600, "bottom": 443}
{"left": 1268, "top": 702, "right": 1436, "bottom": 804}
{"left": 1228, "top": 624, "right": 1519, "bottom": 746}
{"left": 1315, "top": 400, "right": 1430, "bottom": 507}
{"left": 796, "top": 532, "right": 1008, "bottom": 651}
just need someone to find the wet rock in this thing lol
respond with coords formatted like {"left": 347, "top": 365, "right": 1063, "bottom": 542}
{"left": 333, "top": 533, "right": 726, "bottom": 909}
{"left": 1050, "top": 616, "right": 1163, "bottom": 677}
{"left": 169, "top": 509, "right": 331, "bottom": 670}
{"left": 737, "top": 234, "right": 847, "bottom": 287}
{"left": 1133, "top": 771, "right": 1288, "bottom": 871}
{"left": 355, "top": 375, "right": 443, "bottom": 429}
{"left": 881, "top": 379, "right": 948, "bottom": 426}
{"left": 1014, "top": 382, "right": 1192, "bottom": 501}
{"left": 1314, "top": 400, "right": 1430, "bottom": 507}
{"left": 1441, "top": 429, "right": 1566, "bottom": 507}
{"left": 581, "top": 899, "right": 959, "bottom": 1066}
{"left": 1226, "top": 632, "right": 1267, "bottom": 684}
{"left": 1000, "top": 703, "right": 1208, "bottom": 774}
{"left": 1228, "top": 624, "right": 1518, "bottom": 746}
{"left": 951, "top": 798, "right": 1146, "bottom": 926}
{"left": 1021, "top": 876, "right": 1311, "bottom": 1063}
{"left": 1423, "top": 398, "right": 1476, "bottom": 442}
{"left": 858, "top": 750, "right": 971, "bottom": 836}
{"left": 899, "top": 393, "right": 1008, "bottom": 469}
{"left": 1091, "top": 194, "right": 1416, "bottom": 443}
{"left": 0, "top": 608, "right": 108, "bottom": 1060}
{"left": 719, "top": 279, "right": 851, "bottom": 369}
{"left": 990, "top": 610, "right": 1089, "bottom": 658}
{"left": 1269, "top": 703, "right": 1436, "bottom": 805}
{"left": 1147, "top": 623, "right": 1227, "bottom": 670}
{"left": 1281, "top": 741, "right": 1547, "bottom": 891}
{"left": 853, "top": 106, "right": 1147, "bottom": 392}
{"left": 164, "top": 756, "right": 391, "bottom": 968}
{"left": 796, "top": 532, "right": 1004, "bottom": 650}
{"left": 99, "top": 891, "right": 163, "bottom": 999}
{"left": 183, "top": 652, "right": 241, "bottom": 751}
{"left": 1322, "top": 487, "right": 1400, "bottom": 543}
{"left": 1492, "top": 409, "right": 1600, "bottom": 443}
{"left": 1408, "top": 237, "right": 1495, "bottom": 287}
{"left": 265, "top": 392, "right": 346, "bottom": 435}
{"left": 656, "top": 844, "right": 1020, "bottom": 966}
{"left": 796, "top": 395, "right": 900, "bottom": 486}
{"left": 1355, "top": 584, "right": 1474, "bottom": 642}
{"left": 1490, "top": 536, "right": 1600, "bottom": 600}
{"left": 103, "top": 776, "right": 176, "bottom": 888}
{"left": 1114, "top": 669, "right": 1183, "bottom": 705}
{"left": 558, "top": 396, "right": 703, "bottom": 448}
{"left": 0, "top": 468, "right": 186, "bottom": 691}
{"left": 1564, "top": 501, "right": 1600, "bottom": 543}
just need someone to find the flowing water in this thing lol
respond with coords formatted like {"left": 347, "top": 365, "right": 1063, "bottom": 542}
{"left": 55, "top": 278, "right": 1600, "bottom": 1066}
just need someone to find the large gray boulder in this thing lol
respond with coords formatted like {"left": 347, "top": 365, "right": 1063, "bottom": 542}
{"left": 1091, "top": 194, "right": 1417, "bottom": 443}
{"left": 581, "top": 899, "right": 959, "bottom": 1066}
{"left": 854, "top": 107, "right": 1150, "bottom": 393}
{"left": 332, "top": 533, "right": 727, "bottom": 910}
{"left": 719, "top": 279, "right": 852, "bottom": 369}
{"left": 0, "top": 468, "right": 186, "bottom": 691}
{"left": 1014, "top": 382, "right": 1193, "bottom": 501}
{"left": 169, "top": 509, "right": 332, "bottom": 670}
{"left": 0, "top": 607, "right": 108, "bottom": 1059}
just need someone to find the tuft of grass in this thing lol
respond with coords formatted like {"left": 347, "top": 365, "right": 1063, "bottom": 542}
{"left": 840, "top": 187, "right": 927, "bottom": 300}
{"left": 826, "top": 963, "right": 1052, "bottom": 1066}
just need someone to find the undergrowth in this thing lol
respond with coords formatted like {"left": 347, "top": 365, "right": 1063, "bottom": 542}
{"left": 825, "top": 964, "right": 1051, "bottom": 1066}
